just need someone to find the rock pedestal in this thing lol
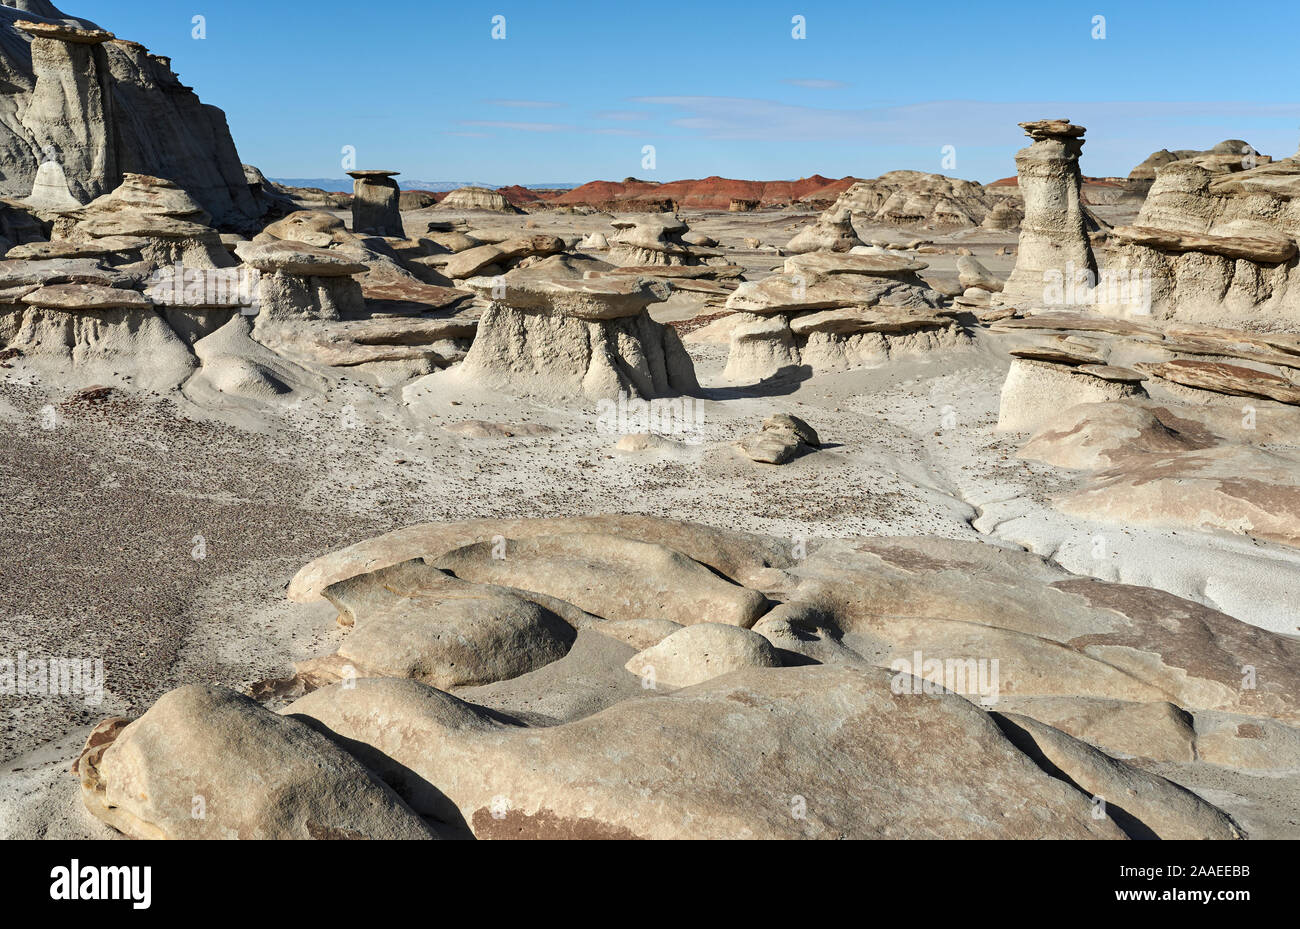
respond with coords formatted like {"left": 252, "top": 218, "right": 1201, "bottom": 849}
{"left": 16, "top": 21, "right": 119, "bottom": 203}
{"left": 235, "top": 240, "right": 366, "bottom": 321}
{"left": 348, "top": 170, "right": 403, "bottom": 237}
{"left": 454, "top": 276, "right": 698, "bottom": 400}
{"left": 1000, "top": 120, "right": 1097, "bottom": 307}
{"left": 607, "top": 214, "right": 697, "bottom": 266}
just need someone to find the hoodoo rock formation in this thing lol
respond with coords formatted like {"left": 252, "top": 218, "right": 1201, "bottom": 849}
{"left": 1000, "top": 120, "right": 1098, "bottom": 307}
{"left": 348, "top": 170, "right": 404, "bottom": 238}
{"left": 450, "top": 276, "right": 698, "bottom": 401}
{"left": 606, "top": 214, "right": 703, "bottom": 267}
{"left": 4, "top": 8, "right": 1300, "bottom": 848}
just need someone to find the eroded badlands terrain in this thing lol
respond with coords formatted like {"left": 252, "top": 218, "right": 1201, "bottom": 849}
{"left": 1, "top": 3, "right": 1298, "bottom": 840}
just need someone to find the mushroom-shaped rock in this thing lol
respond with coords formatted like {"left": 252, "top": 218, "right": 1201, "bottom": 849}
{"left": 607, "top": 214, "right": 697, "bottom": 266}
{"left": 348, "top": 170, "right": 404, "bottom": 237}
{"left": 625, "top": 623, "right": 780, "bottom": 688}
{"left": 998, "top": 358, "right": 1147, "bottom": 432}
{"left": 465, "top": 276, "right": 665, "bottom": 320}
{"left": 235, "top": 242, "right": 367, "bottom": 321}
{"left": 452, "top": 273, "right": 697, "bottom": 400}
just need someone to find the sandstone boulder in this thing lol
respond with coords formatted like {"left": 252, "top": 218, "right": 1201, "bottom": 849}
{"left": 956, "top": 255, "right": 1003, "bottom": 292}
{"left": 735, "top": 413, "right": 821, "bottom": 464}
{"left": 433, "top": 533, "right": 770, "bottom": 627}
{"left": 443, "top": 234, "right": 565, "bottom": 280}
{"left": 235, "top": 240, "right": 367, "bottom": 277}
{"left": 625, "top": 623, "right": 780, "bottom": 687}
{"left": 1136, "top": 359, "right": 1300, "bottom": 405}
{"left": 785, "top": 208, "right": 862, "bottom": 254}
{"left": 1019, "top": 401, "right": 1207, "bottom": 469}
{"left": 281, "top": 667, "right": 1133, "bottom": 839}
{"left": 75, "top": 685, "right": 435, "bottom": 839}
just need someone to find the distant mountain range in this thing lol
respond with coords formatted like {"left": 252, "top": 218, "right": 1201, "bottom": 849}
{"left": 271, "top": 178, "right": 580, "bottom": 193}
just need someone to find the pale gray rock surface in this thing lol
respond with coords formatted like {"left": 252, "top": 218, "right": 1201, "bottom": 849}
{"left": 75, "top": 685, "right": 436, "bottom": 839}
{"left": 0, "top": 4, "right": 262, "bottom": 228}
{"left": 1000, "top": 120, "right": 1098, "bottom": 307}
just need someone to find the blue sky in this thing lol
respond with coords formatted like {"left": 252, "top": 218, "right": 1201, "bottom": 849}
{"left": 74, "top": 0, "right": 1300, "bottom": 185}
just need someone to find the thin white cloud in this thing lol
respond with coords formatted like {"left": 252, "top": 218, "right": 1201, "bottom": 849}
{"left": 460, "top": 120, "right": 575, "bottom": 132}
{"left": 783, "top": 79, "right": 849, "bottom": 89}
{"left": 630, "top": 96, "right": 1300, "bottom": 146}
{"left": 596, "top": 110, "right": 652, "bottom": 121}
{"left": 482, "top": 100, "right": 565, "bottom": 109}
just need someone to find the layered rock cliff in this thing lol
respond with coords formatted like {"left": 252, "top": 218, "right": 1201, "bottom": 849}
{"left": 0, "top": 2, "right": 261, "bottom": 229}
